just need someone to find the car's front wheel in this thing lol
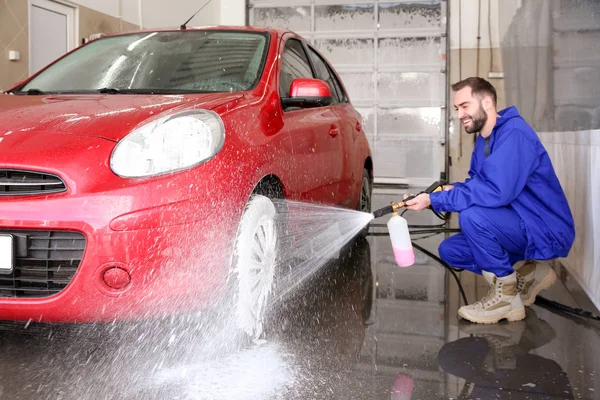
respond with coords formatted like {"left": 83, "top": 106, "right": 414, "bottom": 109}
{"left": 231, "top": 195, "right": 278, "bottom": 340}
{"left": 357, "top": 168, "right": 372, "bottom": 238}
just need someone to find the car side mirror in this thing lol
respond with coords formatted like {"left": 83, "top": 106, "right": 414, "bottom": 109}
{"left": 282, "top": 78, "right": 332, "bottom": 109}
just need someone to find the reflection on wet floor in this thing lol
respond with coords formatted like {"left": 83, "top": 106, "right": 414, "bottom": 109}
{"left": 439, "top": 310, "right": 575, "bottom": 399}
{"left": 0, "top": 189, "right": 598, "bottom": 399}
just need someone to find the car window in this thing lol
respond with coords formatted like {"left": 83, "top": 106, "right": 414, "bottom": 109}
{"left": 329, "top": 68, "right": 348, "bottom": 103}
{"left": 15, "top": 30, "right": 269, "bottom": 94}
{"left": 310, "top": 47, "right": 349, "bottom": 104}
{"left": 307, "top": 47, "right": 341, "bottom": 104}
{"left": 279, "top": 39, "right": 314, "bottom": 99}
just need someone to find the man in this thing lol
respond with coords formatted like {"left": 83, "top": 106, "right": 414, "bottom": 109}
{"left": 405, "top": 77, "right": 575, "bottom": 324}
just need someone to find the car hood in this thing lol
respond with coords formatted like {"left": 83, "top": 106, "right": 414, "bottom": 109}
{"left": 0, "top": 93, "right": 243, "bottom": 141}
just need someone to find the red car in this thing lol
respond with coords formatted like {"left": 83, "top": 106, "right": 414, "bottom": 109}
{"left": 0, "top": 26, "right": 372, "bottom": 338}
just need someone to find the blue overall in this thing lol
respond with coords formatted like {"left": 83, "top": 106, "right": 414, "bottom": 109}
{"left": 430, "top": 106, "right": 575, "bottom": 277}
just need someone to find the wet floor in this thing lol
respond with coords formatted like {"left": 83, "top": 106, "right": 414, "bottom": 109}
{"left": 0, "top": 188, "right": 598, "bottom": 399}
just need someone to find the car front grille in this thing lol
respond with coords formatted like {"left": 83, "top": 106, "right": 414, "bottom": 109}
{"left": 0, "top": 169, "right": 67, "bottom": 196}
{"left": 0, "top": 230, "right": 86, "bottom": 298}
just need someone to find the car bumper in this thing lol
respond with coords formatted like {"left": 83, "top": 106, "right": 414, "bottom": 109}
{"left": 0, "top": 178, "right": 249, "bottom": 323}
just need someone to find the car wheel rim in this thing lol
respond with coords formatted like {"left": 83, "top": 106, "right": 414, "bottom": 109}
{"left": 234, "top": 196, "right": 278, "bottom": 339}
{"left": 360, "top": 176, "right": 371, "bottom": 213}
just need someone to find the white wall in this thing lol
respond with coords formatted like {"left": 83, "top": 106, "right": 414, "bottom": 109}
{"left": 220, "top": 0, "right": 246, "bottom": 26}
{"left": 68, "top": 0, "right": 247, "bottom": 28}
{"left": 70, "top": 0, "right": 120, "bottom": 18}
{"left": 140, "top": 0, "right": 218, "bottom": 28}
{"left": 122, "top": 0, "right": 142, "bottom": 27}
{"left": 539, "top": 130, "right": 600, "bottom": 312}
{"left": 69, "top": 0, "right": 141, "bottom": 25}
{"left": 450, "top": 0, "right": 521, "bottom": 49}
{"left": 140, "top": 0, "right": 245, "bottom": 29}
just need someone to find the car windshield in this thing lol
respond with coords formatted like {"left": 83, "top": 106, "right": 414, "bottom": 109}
{"left": 17, "top": 30, "right": 269, "bottom": 94}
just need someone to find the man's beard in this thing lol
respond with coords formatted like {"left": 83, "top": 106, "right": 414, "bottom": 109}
{"left": 461, "top": 105, "right": 488, "bottom": 134}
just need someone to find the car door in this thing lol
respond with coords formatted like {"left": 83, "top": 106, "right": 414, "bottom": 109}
{"left": 306, "top": 46, "right": 359, "bottom": 208}
{"left": 278, "top": 37, "right": 344, "bottom": 204}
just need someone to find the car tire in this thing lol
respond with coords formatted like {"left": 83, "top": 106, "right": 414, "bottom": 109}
{"left": 357, "top": 168, "right": 372, "bottom": 238}
{"left": 231, "top": 194, "right": 278, "bottom": 340}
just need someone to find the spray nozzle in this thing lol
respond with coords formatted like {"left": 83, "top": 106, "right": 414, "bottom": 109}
{"left": 372, "top": 201, "right": 407, "bottom": 218}
{"left": 371, "top": 181, "right": 444, "bottom": 219}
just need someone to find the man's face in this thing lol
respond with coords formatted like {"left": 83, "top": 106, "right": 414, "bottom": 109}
{"left": 454, "top": 87, "right": 488, "bottom": 134}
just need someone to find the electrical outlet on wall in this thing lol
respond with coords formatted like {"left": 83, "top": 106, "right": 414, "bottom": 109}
{"left": 8, "top": 50, "right": 20, "bottom": 61}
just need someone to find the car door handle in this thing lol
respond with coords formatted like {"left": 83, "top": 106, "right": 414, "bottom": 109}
{"left": 329, "top": 126, "right": 340, "bottom": 137}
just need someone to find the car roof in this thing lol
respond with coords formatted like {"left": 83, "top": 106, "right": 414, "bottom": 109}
{"left": 98, "top": 25, "right": 293, "bottom": 40}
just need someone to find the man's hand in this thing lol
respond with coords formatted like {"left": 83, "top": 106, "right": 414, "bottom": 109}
{"left": 404, "top": 193, "right": 431, "bottom": 212}
{"left": 443, "top": 184, "right": 454, "bottom": 191}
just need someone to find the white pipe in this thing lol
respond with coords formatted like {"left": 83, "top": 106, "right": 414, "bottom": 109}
{"left": 138, "top": 0, "right": 143, "bottom": 28}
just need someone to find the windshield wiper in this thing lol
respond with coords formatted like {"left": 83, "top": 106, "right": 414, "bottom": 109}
{"left": 97, "top": 87, "right": 122, "bottom": 94}
{"left": 12, "top": 88, "right": 47, "bottom": 95}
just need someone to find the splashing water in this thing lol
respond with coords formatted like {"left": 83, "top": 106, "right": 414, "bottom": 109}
{"left": 0, "top": 199, "right": 376, "bottom": 400}
{"left": 228, "top": 197, "right": 374, "bottom": 340}
{"left": 270, "top": 199, "right": 374, "bottom": 303}
{"left": 152, "top": 342, "right": 295, "bottom": 400}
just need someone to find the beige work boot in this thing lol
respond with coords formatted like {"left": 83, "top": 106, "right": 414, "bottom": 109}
{"left": 515, "top": 260, "right": 557, "bottom": 306}
{"left": 458, "top": 271, "right": 526, "bottom": 324}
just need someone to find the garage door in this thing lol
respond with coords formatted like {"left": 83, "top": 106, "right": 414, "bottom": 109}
{"left": 249, "top": 0, "right": 448, "bottom": 186}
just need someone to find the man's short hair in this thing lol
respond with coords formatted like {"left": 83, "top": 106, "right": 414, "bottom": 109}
{"left": 452, "top": 77, "right": 497, "bottom": 106}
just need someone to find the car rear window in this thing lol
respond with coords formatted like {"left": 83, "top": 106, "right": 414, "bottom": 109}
{"left": 17, "top": 30, "right": 270, "bottom": 94}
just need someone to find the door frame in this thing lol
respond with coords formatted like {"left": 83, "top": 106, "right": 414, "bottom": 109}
{"left": 28, "top": 0, "right": 78, "bottom": 75}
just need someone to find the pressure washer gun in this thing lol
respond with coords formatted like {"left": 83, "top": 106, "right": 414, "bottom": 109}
{"left": 371, "top": 181, "right": 444, "bottom": 268}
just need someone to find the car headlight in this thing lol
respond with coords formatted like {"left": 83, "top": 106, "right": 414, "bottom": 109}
{"left": 110, "top": 110, "right": 225, "bottom": 178}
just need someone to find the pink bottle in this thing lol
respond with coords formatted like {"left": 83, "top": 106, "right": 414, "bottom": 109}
{"left": 387, "top": 213, "right": 414, "bottom": 267}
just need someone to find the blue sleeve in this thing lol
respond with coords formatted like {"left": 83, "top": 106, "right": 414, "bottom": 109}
{"left": 431, "top": 130, "right": 539, "bottom": 213}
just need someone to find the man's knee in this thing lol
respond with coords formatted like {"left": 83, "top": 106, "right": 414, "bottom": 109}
{"left": 439, "top": 237, "right": 463, "bottom": 265}
{"left": 458, "top": 206, "right": 487, "bottom": 232}
{"left": 438, "top": 239, "right": 452, "bottom": 263}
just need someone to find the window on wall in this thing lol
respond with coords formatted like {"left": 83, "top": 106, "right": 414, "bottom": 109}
{"left": 279, "top": 39, "right": 313, "bottom": 99}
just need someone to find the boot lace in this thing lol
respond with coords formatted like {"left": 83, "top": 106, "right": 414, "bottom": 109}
{"left": 516, "top": 274, "right": 525, "bottom": 293}
{"left": 474, "top": 280, "right": 502, "bottom": 308}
